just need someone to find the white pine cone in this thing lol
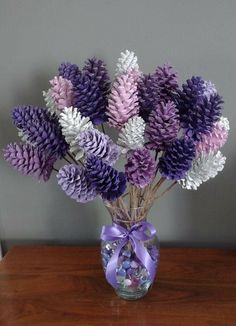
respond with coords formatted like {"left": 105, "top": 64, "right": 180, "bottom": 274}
{"left": 179, "top": 151, "right": 226, "bottom": 190}
{"left": 42, "top": 90, "right": 58, "bottom": 115}
{"left": 117, "top": 116, "right": 145, "bottom": 153}
{"left": 219, "top": 116, "right": 230, "bottom": 131}
{"left": 116, "top": 49, "right": 139, "bottom": 76}
{"left": 59, "top": 107, "right": 93, "bottom": 160}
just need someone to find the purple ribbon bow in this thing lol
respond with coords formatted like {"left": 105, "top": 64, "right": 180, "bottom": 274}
{"left": 100, "top": 221, "right": 157, "bottom": 289}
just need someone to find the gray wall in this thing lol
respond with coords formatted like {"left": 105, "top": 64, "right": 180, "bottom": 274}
{"left": 0, "top": 0, "right": 235, "bottom": 252}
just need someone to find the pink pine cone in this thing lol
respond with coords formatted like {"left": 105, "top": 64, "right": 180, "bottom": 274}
{"left": 107, "top": 70, "right": 139, "bottom": 129}
{"left": 49, "top": 76, "right": 74, "bottom": 110}
{"left": 196, "top": 117, "right": 229, "bottom": 154}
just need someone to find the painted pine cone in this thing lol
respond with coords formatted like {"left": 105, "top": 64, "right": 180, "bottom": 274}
{"left": 158, "top": 139, "right": 196, "bottom": 180}
{"left": 146, "top": 101, "right": 179, "bottom": 151}
{"left": 4, "top": 143, "right": 56, "bottom": 181}
{"left": 107, "top": 70, "right": 139, "bottom": 129}
{"left": 86, "top": 155, "right": 126, "bottom": 201}
{"left": 125, "top": 148, "right": 156, "bottom": 188}
{"left": 12, "top": 105, "right": 68, "bottom": 158}
{"left": 176, "top": 76, "right": 223, "bottom": 140}
{"left": 57, "top": 164, "right": 97, "bottom": 203}
{"left": 78, "top": 129, "right": 120, "bottom": 166}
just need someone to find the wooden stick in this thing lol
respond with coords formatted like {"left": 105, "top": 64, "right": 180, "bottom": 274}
{"left": 154, "top": 181, "right": 177, "bottom": 200}
{"left": 117, "top": 197, "right": 130, "bottom": 221}
{"left": 122, "top": 192, "right": 129, "bottom": 198}
{"left": 63, "top": 156, "right": 72, "bottom": 164}
{"left": 67, "top": 152, "right": 80, "bottom": 165}
{"left": 101, "top": 124, "right": 106, "bottom": 134}
{"left": 152, "top": 176, "right": 166, "bottom": 193}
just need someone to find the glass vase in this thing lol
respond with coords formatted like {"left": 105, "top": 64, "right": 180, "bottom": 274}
{"left": 100, "top": 204, "right": 160, "bottom": 300}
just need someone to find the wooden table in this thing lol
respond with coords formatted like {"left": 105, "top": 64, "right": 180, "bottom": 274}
{"left": 0, "top": 247, "right": 235, "bottom": 325}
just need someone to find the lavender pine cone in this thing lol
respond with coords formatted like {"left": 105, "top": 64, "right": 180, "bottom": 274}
{"left": 146, "top": 101, "right": 179, "bottom": 151}
{"left": 12, "top": 105, "right": 68, "bottom": 159}
{"left": 86, "top": 155, "right": 126, "bottom": 201}
{"left": 78, "top": 129, "right": 120, "bottom": 166}
{"left": 4, "top": 143, "right": 56, "bottom": 181}
{"left": 125, "top": 148, "right": 156, "bottom": 188}
{"left": 158, "top": 139, "right": 196, "bottom": 180}
{"left": 57, "top": 165, "right": 97, "bottom": 203}
{"left": 202, "top": 80, "right": 217, "bottom": 100}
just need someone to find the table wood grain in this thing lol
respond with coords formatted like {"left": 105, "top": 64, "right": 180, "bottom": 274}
{"left": 0, "top": 246, "right": 235, "bottom": 325}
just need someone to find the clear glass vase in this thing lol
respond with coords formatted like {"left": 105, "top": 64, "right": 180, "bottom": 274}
{"left": 101, "top": 204, "right": 160, "bottom": 300}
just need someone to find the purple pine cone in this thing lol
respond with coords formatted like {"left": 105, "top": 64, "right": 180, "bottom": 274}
{"left": 57, "top": 165, "right": 97, "bottom": 203}
{"left": 155, "top": 63, "right": 179, "bottom": 102}
{"left": 202, "top": 80, "right": 217, "bottom": 100}
{"left": 125, "top": 148, "right": 156, "bottom": 188}
{"left": 176, "top": 76, "right": 223, "bottom": 140}
{"left": 83, "top": 57, "right": 110, "bottom": 95}
{"left": 138, "top": 73, "right": 159, "bottom": 121}
{"left": 12, "top": 105, "right": 68, "bottom": 159}
{"left": 72, "top": 58, "right": 110, "bottom": 124}
{"left": 146, "top": 101, "right": 179, "bottom": 151}
{"left": 78, "top": 129, "right": 120, "bottom": 166}
{"left": 158, "top": 139, "right": 196, "bottom": 180}
{"left": 58, "top": 62, "right": 81, "bottom": 87}
{"left": 181, "top": 76, "right": 205, "bottom": 100}
{"left": 86, "top": 155, "right": 126, "bottom": 201}
{"left": 138, "top": 64, "right": 178, "bottom": 121}
{"left": 3, "top": 143, "right": 56, "bottom": 181}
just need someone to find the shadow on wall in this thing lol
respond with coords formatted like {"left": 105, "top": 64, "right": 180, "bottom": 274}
{"left": 181, "top": 154, "right": 236, "bottom": 248}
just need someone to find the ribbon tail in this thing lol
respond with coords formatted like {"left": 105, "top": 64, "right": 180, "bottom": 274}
{"left": 105, "top": 238, "right": 128, "bottom": 289}
{"left": 131, "top": 237, "right": 156, "bottom": 283}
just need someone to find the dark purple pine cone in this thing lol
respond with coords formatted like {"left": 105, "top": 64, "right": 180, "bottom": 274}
{"left": 72, "top": 58, "right": 110, "bottom": 125}
{"left": 83, "top": 57, "right": 110, "bottom": 96}
{"left": 146, "top": 101, "right": 179, "bottom": 151}
{"left": 125, "top": 148, "right": 156, "bottom": 188}
{"left": 158, "top": 138, "right": 196, "bottom": 180}
{"left": 12, "top": 105, "right": 68, "bottom": 159}
{"left": 58, "top": 62, "right": 81, "bottom": 87}
{"left": 181, "top": 76, "right": 206, "bottom": 101}
{"left": 138, "top": 73, "right": 159, "bottom": 121}
{"left": 3, "top": 143, "right": 56, "bottom": 181}
{"left": 175, "top": 76, "right": 223, "bottom": 140}
{"left": 57, "top": 165, "right": 97, "bottom": 203}
{"left": 154, "top": 63, "right": 179, "bottom": 102}
{"left": 86, "top": 155, "right": 126, "bottom": 201}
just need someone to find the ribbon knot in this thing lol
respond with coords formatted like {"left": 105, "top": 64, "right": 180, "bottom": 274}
{"left": 100, "top": 221, "right": 157, "bottom": 288}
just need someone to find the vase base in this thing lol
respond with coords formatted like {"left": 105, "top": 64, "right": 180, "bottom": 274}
{"left": 115, "top": 288, "right": 149, "bottom": 300}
